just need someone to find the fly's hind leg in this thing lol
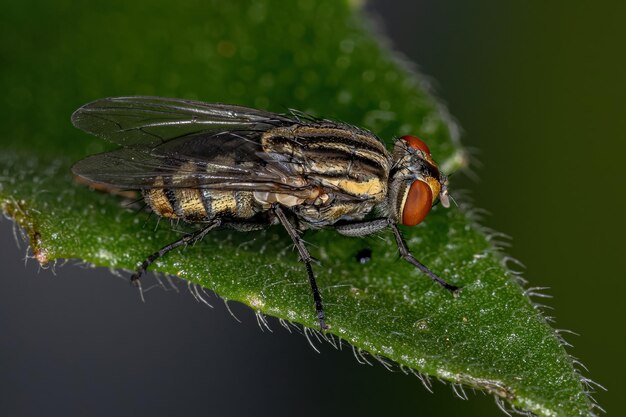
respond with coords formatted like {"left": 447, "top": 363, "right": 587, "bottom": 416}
{"left": 273, "top": 205, "right": 328, "bottom": 330}
{"left": 130, "top": 218, "right": 222, "bottom": 292}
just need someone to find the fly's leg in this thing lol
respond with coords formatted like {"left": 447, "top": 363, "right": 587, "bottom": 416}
{"left": 389, "top": 223, "right": 459, "bottom": 293}
{"left": 335, "top": 218, "right": 389, "bottom": 237}
{"left": 336, "top": 218, "right": 459, "bottom": 294}
{"left": 130, "top": 218, "right": 222, "bottom": 291}
{"left": 273, "top": 205, "right": 328, "bottom": 330}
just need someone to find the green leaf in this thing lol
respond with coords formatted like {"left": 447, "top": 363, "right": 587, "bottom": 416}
{"left": 0, "top": 1, "right": 596, "bottom": 416}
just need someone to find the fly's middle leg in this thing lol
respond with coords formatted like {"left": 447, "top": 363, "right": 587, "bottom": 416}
{"left": 273, "top": 205, "right": 328, "bottom": 330}
{"left": 130, "top": 218, "right": 222, "bottom": 294}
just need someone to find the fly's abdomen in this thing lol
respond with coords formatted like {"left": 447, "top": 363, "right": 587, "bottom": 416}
{"left": 198, "top": 189, "right": 255, "bottom": 220}
{"left": 143, "top": 176, "right": 256, "bottom": 222}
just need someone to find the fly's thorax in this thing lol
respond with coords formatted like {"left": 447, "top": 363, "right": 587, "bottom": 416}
{"left": 261, "top": 125, "right": 391, "bottom": 202}
{"left": 388, "top": 136, "right": 447, "bottom": 226}
{"left": 255, "top": 124, "right": 393, "bottom": 226}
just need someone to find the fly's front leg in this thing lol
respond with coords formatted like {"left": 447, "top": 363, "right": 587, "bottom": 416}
{"left": 389, "top": 223, "right": 459, "bottom": 293}
{"left": 273, "top": 205, "right": 328, "bottom": 330}
{"left": 335, "top": 218, "right": 390, "bottom": 237}
{"left": 130, "top": 218, "right": 222, "bottom": 291}
{"left": 337, "top": 218, "right": 459, "bottom": 293}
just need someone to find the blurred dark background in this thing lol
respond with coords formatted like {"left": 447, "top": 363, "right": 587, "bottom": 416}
{"left": 1, "top": 1, "right": 623, "bottom": 416}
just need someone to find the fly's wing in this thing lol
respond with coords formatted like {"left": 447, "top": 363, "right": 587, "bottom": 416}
{"left": 72, "top": 129, "right": 309, "bottom": 194}
{"left": 71, "top": 96, "right": 295, "bottom": 147}
{"left": 72, "top": 96, "right": 309, "bottom": 194}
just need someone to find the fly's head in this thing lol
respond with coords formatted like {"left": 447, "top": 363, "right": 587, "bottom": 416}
{"left": 388, "top": 135, "right": 450, "bottom": 226}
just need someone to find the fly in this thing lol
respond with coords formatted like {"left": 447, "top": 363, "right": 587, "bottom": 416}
{"left": 71, "top": 96, "right": 459, "bottom": 330}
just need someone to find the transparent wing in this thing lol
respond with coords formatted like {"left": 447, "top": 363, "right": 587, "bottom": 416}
{"left": 72, "top": 130, "right": 309, "bottom": 194}
{"left": 71, "top": 96, "right": 296, "bottom": 147}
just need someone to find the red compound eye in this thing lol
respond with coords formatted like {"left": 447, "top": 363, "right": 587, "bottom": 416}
{"left": 401, "top": 180, "right": 433, "bottom": 226}
{"left": 401, "top": 135, "right": 431, "bottom": 154}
